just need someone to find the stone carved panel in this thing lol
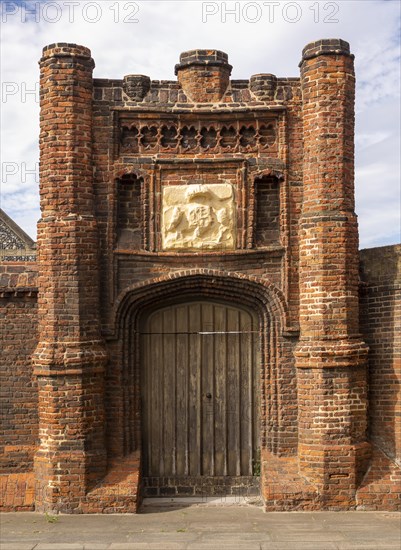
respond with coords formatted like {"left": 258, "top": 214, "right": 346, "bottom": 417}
{"left": 0, "top": 219, "right": 28, "bottom": 250}
{"left": 0, "top": 213, "right": 36, "bottom": 261}
{"left": 162, "top": 183, "right": 236, "bottom": 251}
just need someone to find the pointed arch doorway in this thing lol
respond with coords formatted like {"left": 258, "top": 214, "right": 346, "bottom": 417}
{"left": 140, "top": 299, "right": 261, "bottom": 497}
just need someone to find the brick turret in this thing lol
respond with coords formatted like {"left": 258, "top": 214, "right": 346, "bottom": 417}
{"left": 295, "top": 39, "right": 370, "bottom": 506}
{"left": 33, "top": 43, "right": 107, "bottom": 512}
{"left": 175, "top": 49, "right": 232, "bottom": 102}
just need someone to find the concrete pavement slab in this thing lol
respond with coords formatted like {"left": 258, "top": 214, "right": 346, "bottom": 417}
{"left": 0, "top": 508, "right": 400, "bottom": 550}
{"left": 261, "top": 544, "right": 339, "bottom": 550}
{"left": 187, "top": 544, "right": 261, "bottom": 550}
{"left": 271, "top": 531, "right": 346, "bottom": 541}
{"left": 109, "top": 544, "right": 188, "bottom": 550}
{"left": 35, "top": 545, "right": 86, "bottom": 550}
{"left": 336, "top": 543, "right": 401, "bottom": 550}
{"left": 336, "top": 527, "right": 401, "bottom": 540}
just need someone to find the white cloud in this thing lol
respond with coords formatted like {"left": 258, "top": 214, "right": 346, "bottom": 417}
{"left": 1, "top": 0, "right": 400, "bottom": 249}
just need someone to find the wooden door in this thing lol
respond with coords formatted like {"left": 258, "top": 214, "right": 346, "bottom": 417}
{"left": 140, "top": 301, "right": 260, "bottom": 480}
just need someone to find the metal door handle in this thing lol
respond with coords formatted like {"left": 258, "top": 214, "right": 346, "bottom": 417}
{"left": 206, "top": 393, "right": 212, "bottom": 399}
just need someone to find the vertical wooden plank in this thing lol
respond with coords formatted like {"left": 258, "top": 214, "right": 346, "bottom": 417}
{"left": 175, "top": 304, "right": 189, "bottom": 476}
{"left": 226, "top": 307, "right": 240, "bottom": 476}
{"left": 188, "top": 303, "right": 201, "bottom": 476}
{"left": 239, "top": 310, "right": 252, "bottom": 475}
{"left": 253, "top": 317, "right": 261, "bottom": 467}
{"left": 146, "top": 329, "right": 152, "bottom": 475}
{"left": 145, "top": 315, "right": 153, "bottom": 477}
{"left": 149, "top": 312, "right": 163, "bottom": 476}
{"left": 159, "top": 312, "right": 166, "bottom": 476}
{"left": 141, "top": 329, "right": 149, "bottom": 474}
{"left": 235, "top": 309, "right": 242, "bottom": 477}
{"left": 162, "top": 308, "right": 176, "bottom": 475}
{"left": 224, "top": 305, "right": 229, "bottom": 476}
{"left": 214, "top": 304, "right": 227, "bottom": 476}
{"left": 201, "top": 303, "right": 214, "bottom": 476}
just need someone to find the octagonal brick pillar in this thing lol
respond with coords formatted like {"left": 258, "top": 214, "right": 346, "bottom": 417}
{"left": 33, "top": 43, "right": 107, "bottom": 512}
{"left": 295, "top": 39, "right": 370, "bottom": 508}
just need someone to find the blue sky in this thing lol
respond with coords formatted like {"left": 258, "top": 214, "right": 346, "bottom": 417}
{"left": 1, "top": 0, "right": 400, "bottom": 249}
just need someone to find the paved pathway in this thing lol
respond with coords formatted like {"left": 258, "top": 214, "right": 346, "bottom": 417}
{"left": 1, "top": 500, "right": 400, "bottom": 550}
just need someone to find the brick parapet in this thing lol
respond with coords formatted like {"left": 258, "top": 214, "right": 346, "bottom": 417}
{"left": 95, "top": 76, "right": 300, "bottom": 108}
{"left": 360, "top": 245, "right": 401, "bottom": 284}
{"left": 0, "top": 262, "right": 37, "bottom": 293}
{"left": 300, "top": 38, "right": 354, "bottom": 63}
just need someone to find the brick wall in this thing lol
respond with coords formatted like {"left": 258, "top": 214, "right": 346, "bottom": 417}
{"left": 360, "top": 244, "right": 401, "bottom": 464}
{"left": 0, "top": 263, "right": 38, "bottom": 472}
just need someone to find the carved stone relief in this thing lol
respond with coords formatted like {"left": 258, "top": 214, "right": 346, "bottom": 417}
{"left": 0, "top": 214, "right": 36, "bottom": 261}
{"left": 162, "top": 183, "right": 236, "bottom": 251}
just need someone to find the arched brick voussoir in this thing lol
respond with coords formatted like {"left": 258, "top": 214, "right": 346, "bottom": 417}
{"left": 113, "top": 164, "right": 150, "bottom": 183}
{"left": 109, "top": 269, "right": 290, "bottom": 340}
{"left": 249, "top": 167, "right": 285, "bottom": 181}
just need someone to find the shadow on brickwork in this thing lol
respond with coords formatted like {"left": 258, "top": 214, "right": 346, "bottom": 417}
{"left": 359, "top": 244, "right": 401, "bottom": 511}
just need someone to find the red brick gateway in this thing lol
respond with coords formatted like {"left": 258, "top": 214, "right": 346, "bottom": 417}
{"left": 0, "top": 39, "right": 400, "bottom": 513}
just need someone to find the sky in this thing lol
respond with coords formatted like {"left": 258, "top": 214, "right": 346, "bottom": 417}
{"left": 1, "top": 0, "right": 400, "bottom": 249}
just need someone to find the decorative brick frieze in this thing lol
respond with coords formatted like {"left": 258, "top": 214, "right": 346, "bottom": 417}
{"left": 119, "top": 118, "right": 277, "bottom": 155}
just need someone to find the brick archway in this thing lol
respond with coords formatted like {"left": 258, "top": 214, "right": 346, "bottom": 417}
{"left": 106, "top": 271, "right": 297, "bottom": 476}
